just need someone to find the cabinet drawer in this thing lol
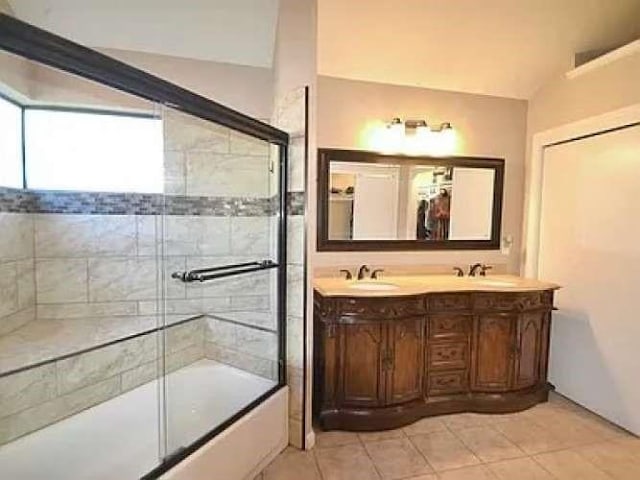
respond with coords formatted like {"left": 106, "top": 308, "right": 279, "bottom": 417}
{"left": 337, "top": 296, "right": 426, "bottom": 319}
{"left": 429, "top": 314, "right": 471, "bottom": 340}
{"left": 428, "top": 342, "right": 468, "bottom": 370}
{"left": 473, "top": 292, "right": 553, "bottom": 312}
{"left": 427, "top": 370, "right": 468, "bottom": 395}
{"left": 428, "top": 294, "right": 471, "bottom": 312}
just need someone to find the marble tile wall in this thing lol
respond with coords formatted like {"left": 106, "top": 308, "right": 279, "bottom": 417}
{"left": 0, "top": 213, "right": 36, "bottom": 336}
{"left": 0, "top": 319, "right": 205, "bottom": 445}
{"left": 204, "top": 314, "right": 279, "bottom": 381}
{"left": 0, "top": 108, "right": 283, "bottom": 445}
{"left": 273, "top": 86, "right": 308, "bottom": 448}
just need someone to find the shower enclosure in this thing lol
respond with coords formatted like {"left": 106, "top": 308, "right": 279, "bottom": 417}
{"left": 0, "top": 15, "right": 288, "bottom": 480}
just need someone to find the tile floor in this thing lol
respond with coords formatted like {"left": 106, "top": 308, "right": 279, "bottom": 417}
{"left": 256, "top": 393, "right": 640, "bottom": 480}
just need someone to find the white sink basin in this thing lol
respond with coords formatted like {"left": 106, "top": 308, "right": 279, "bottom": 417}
{"left": 348, "top": 282, "right": 400, "bottom": 291}
{"left": 473, "top": 279, "right": 518, "bottom": 288}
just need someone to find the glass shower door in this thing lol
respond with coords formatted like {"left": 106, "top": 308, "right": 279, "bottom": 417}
{"left": 159, "top": 107, "right": 285, "bottom": 459}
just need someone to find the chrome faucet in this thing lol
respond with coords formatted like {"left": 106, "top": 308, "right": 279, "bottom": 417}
{"left": 453, "top": 267, "right": 464, "bottom": 277}
{"left": 357, "top": 264, "right": 370, "bottom": 280}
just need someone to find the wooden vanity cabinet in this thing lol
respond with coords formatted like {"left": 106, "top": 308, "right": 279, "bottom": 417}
{"left": 332, "top": 317, "right": 425, "bottom": 408}
{"left": 314, "top": 289, "right": 555, "bottom": 431}
{"left": 385, "top": 317, "right": 425, "bottom": 405}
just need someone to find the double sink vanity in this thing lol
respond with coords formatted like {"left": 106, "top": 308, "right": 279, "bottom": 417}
{"left": 313, "top": 272, "right": 559, "bottom": 431}
{"left": 313, "top": 149, "right": 559, "bottom": 431}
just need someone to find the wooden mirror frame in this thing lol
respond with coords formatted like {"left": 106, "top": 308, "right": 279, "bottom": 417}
{"left": 317, "top": 148, "right": 505, "bottom": 251}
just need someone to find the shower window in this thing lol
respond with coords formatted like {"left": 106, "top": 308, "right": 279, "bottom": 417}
{"left": 0, "top": 94, "right": 23, "bottom": 188}
{"left": 24, "top": 109, "right": 164, "bottom": 193}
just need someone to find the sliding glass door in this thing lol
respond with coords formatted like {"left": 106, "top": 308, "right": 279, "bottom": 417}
{"left": 158, "top": 107, "right": 286, "bottom": 461}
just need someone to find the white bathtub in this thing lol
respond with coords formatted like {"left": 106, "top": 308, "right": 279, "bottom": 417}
{"left": 0, "top": 359, "right": 287, "bottom": 479}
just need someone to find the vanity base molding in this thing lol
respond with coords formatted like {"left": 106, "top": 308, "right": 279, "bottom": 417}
{"left": 313, "top": 289, "right": 556, "bottom": 432}
{"left": 318, "top": 383, "right": 554, "bottom": 431}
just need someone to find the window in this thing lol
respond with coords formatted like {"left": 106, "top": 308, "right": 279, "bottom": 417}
{"left": 24, "top": 109, "right": 164, "bottom": 193}
{"left": 0, "top": 95, "right": 23, "bottom": 188}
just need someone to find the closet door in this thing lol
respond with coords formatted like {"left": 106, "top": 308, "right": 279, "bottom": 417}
{"left": 539, "top": 125, "right": 640, "bottom": 435}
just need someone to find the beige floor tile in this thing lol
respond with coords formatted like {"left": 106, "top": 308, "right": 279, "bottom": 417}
{"left": 441, "top": 413, "right": 495, "bottom": 430}
{"left": 359, "top": 428, "right": 406, "bottom": 442}
{"left": 363, "top": 437, "right": 433, "bottom": 480}
{"left": 403, "top": 416, "right": 449, "bottom": 436}
{"left": 494, "top": 417, "right": 567, "bottom": 455}
{"left": 613, "top": 437, "right": 640, "bottom": 459}
{"left": 263, "top": 448, "right": 321, "bottom": 480}
{"left": 572, "top": 411, "right": 634, "bottom": 441}
{"left": 315, "top": 429, "right": 361, "bottom": 448}
{"left": 488, "top": 457, "right": 554, "bottom": 480}
{"left": 527, "top": 409, "right": 604, "bottom": 449}
{"left": 533, "top": 449, "right": 612, "bottom": 480}
{"left": 315, "top": 443, "right": 381, "bottom": 480}
{"left": 548, "top": 392, "right": 584, "bottom": 410}
{"left": 437, "top": 464, "right": 498, "bottom": 480}
{"left": 400, "top": 475, "right": 437, "bottom": 480}
{"left": 574, "top": 441, "right": 640, "bottom": 480}
{"left": 453, "top": 426, "right": 525, "bottom": 462}
{"left": 409, "top": 429, "right": 480, "bottom": 472}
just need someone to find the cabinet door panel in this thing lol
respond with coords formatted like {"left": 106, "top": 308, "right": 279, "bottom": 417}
{"left": 386, "top": 317, "right": 425, "bottom": 404}
{"left": 514, "top": 313, "right": 544, "bottom": 389}
{"left": 471, "top": 314, "right": 514, "bottom": 391}
{"left": 340, "top": 323, "right": 385, "bottom": 407}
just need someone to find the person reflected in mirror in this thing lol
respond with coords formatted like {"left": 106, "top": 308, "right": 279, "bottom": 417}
{"left": 417, "top": 199, "right": 428, "bottom": 239}
{"left": 433, "top": 188, "right": 451, "bottom": 240}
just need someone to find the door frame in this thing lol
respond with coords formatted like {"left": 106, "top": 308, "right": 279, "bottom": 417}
{"left": 523, "top": 103, "right": 640, "bottom": 277}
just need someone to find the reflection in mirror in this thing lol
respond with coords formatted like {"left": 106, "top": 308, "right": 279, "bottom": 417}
{"left": 320, "top": 149, "right": 503, "bottom": 250}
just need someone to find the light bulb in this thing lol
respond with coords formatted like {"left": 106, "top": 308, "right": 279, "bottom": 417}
{"left": 386, "top": 118, "right": 405, "bottom": 153}
{"left": 414, "top": 123, "right": 433, "bottom": 154}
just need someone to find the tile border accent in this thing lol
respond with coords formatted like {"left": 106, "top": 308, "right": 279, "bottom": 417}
{"left": 287, "top": 191, "right": 305, "bottom": 216}
{"left": 0, "top": 187, "right": 292, "bottom": 216}
{"left": 1, "top": 187, "right": 305, "bottom": 216}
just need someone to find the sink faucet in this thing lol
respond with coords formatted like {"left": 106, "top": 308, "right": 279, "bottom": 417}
{"left": 339, "top": 269, "right": 353, "bottom": 280}
{"left": 357, "top": 264, "right": 370, "bottom": 280}
{"left": 469, "top": 263, "right": 483, "bottom": 276}
{"left": 469, "top": 263, "right": 492, "bottom": 276}
{"left": 453, "top": 267, "right": 464, "bottom": 277}
{"left": 371, "top": 269, "right": 385, "bottom": 280}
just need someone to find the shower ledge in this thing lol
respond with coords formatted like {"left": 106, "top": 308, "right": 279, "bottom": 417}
{"left": 0, "top": 314, "right": 192, "bottom": 377}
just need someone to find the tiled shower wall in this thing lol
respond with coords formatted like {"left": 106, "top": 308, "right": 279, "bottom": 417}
{"left": 0, "top": 213, "right": 35, "bottom": 336}
{"left": 163, "top": 109, "right": 280, "bottom": 381}
{"left": 0, "top": 109, "right": 280, "bottom": 445}
{"left": 273, "top": 87, "right": 307, "bottom": 448}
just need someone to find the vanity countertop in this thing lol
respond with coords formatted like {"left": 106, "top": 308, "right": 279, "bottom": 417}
{"left": 313, "top": 274, "right": 560, "bottom": 297}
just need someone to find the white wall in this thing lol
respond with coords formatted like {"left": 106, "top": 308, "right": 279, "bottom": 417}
{"left": 101, "top": 48, "right": 274, "bottom": 120}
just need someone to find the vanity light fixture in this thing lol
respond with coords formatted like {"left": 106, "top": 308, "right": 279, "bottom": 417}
{"left": 387, "top": 117, "right": 405, "bottom": 138}
{"left": 381, "top": 118, "right": 456, "bottom": 156}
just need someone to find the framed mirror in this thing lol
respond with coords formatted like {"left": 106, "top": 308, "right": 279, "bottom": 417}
{"left": 317, "top": 149, "right": 504, "bottom": 251}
